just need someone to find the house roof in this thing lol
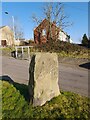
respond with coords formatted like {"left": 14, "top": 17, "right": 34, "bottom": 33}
{"left": 0, "top": 25, "right": 12, "bottom": 30}
{"left": 0, "top": 26, "right": 13, "bottom": 33}
{"left": 0, "top": 26, "right": 7, "bottom": 29}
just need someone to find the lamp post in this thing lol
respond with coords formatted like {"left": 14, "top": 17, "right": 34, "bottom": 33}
{"left": 5, "top": 12, "right": 15, "bottom": 41}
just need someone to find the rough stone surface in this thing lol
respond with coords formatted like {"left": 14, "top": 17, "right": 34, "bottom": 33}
{"left": 28, "top": 52, "right": 60, "bottom": 106}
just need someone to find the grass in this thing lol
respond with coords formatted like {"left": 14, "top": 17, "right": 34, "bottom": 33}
{"left": 1, "top": 80, "right": 29, "bottom": 119}
{"left": 1, "top": 80, "right": 90, "bottom": 119}
{"left": 1, "top": 47, "right": 15, "bottom": 56}
{"left": 57, "top": 50, "right": 88, "bottom": 59}
{"left": 35, "top": 41, "right": 89, "bottom": 59}
{"left": 1, "top": 41, "right": 89, "bottom": 59}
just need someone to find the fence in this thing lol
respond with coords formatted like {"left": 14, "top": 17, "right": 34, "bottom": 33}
{"left": 15, "top": 46, "right": 33, "bottom": 60}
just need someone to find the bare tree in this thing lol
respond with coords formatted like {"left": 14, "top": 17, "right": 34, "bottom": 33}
{"left": 32, "top": 2, "right": 72, "bottom": 43}
{"left": 32, "top": 2, "right": 72, "bottom": 30}
{"left": 14, "top": 24, "right": 24, "bottom": 40}
{"left": 9, "top": 18, "right": 24, "bottom": 40}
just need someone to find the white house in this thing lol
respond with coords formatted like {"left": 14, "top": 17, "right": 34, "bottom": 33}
{"left": 0, "top": 26, "right": 14, "bottom": 46}
{"left": 58, "top": 30, "right": 73, "bottom": 43}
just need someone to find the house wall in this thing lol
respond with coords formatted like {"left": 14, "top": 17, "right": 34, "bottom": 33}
{"left": 58, "top": 31, "right": 73, "bottom": 43}
{"left": 0, "top": 26, "right": 14, "bottom": 46}
{"left": 58, "top": 31, "right": 68, "bottom": 42}
{"left": 69, "top": 38, "right": 73, "bottom": 43}
{"left": 14, "top": 40, "right": 21, "bottom": 46}
{"left": 34, "top": 19, "right": 59, "bottom": 44}
{"left": 34, "top": 19, "right": 73, "bottom": 44}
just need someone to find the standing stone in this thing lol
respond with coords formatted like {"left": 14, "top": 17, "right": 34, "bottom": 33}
{"left": 28, "top": 52, "right": 60, "bottom": 106}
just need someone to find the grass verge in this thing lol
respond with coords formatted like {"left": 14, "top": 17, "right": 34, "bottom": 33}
{"left": 1, "top": 80, "right": 90, "bottom": 119}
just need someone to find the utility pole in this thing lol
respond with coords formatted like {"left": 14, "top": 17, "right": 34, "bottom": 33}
{"left": 12, "top": 15, "right": 15, "bottom": 41}
{"left": 5, "top": 12, "right": 15, "bottom": 41}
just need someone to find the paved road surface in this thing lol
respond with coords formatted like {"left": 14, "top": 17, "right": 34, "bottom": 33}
{"left": 58, "top": 63, "right": 89, "bottom": 97}
{"left": 1, "top": 56, "right": 89, "bottom": 97}
{"left": 1, "top": 56, "right": 30, "bottom": 85}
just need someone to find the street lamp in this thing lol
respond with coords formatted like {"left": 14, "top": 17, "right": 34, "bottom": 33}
{"left": 5, "top": 12, "right": 15, "bottom": 41}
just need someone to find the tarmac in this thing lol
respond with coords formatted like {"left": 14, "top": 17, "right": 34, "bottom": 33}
{"left": 1, "top": 56, "right": 89, "bottom": 97}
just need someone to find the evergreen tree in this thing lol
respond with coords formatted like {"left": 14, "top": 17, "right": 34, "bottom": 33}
{"left": 82, "top": 34, "right": 89, "bottom": 47}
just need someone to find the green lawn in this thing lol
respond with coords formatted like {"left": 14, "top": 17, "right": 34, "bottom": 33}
{"left": 1, "top": 80, "right": 90, "bottom": 119}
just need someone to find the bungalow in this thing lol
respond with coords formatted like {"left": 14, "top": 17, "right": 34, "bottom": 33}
{"left": 34, "top": 19, "right": 72, "bottom": 44}
{"left": 0, "top": 26, "right": 14, "bottom": 47}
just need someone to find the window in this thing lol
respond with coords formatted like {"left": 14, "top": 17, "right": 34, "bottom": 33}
{"left": 1, "top": 40, "right": 7, "bottom": 46}
{"left": 42, "top": 29, "right": 46, "bottom": 36}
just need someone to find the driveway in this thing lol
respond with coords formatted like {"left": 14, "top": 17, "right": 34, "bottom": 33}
{"left": 1, "top": 56, "right": 89, "bottom": 97}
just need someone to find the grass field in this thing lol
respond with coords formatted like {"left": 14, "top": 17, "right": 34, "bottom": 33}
{"left": 1, "top": 80, "right": 90, "bottom": 119}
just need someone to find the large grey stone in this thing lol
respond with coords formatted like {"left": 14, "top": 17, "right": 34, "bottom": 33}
{"left": 28, "top": 52, "right": 60, "bottom": 106}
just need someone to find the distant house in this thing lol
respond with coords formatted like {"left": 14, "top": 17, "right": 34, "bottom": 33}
{"left": 34, "top": 19, "right": 72, "bottom": 44}
{"left": 14, "top": 38, "right": 26, "bottom": 46}
{"left": 0, "top": 26, "right": 14, "bottom": 46}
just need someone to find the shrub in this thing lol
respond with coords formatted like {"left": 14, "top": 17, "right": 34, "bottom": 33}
{"left": 35, "top": 40, "right": 88, "bottom": 58}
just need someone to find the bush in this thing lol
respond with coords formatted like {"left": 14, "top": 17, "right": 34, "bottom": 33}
{"left": 35, "top": 40, "right": 88, "bottom": 58}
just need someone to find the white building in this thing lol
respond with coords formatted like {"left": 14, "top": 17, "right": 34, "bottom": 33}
{"left": 0, "top": 26, "right": 14, "bottom": 46}
{"left": 58, "top": 30, "right": 73, "bottom": 43}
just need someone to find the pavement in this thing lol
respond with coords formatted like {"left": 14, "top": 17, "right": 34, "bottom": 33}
{"left": 0, "top": 56, "right": 89, "bottom": 97}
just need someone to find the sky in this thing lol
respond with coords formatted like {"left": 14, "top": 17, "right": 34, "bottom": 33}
{"left": 1, "top": 2, "right": 88, "bottom": 43}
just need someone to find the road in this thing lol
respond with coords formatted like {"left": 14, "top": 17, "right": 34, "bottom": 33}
{"left": 1, "top": 56, "right": 30, "bottom": 85}
{"left": 1, "top": 56, "right": 89, "bottom": 97}
{"left": 58, "top": 63, "right": 89, "bottom": 97}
